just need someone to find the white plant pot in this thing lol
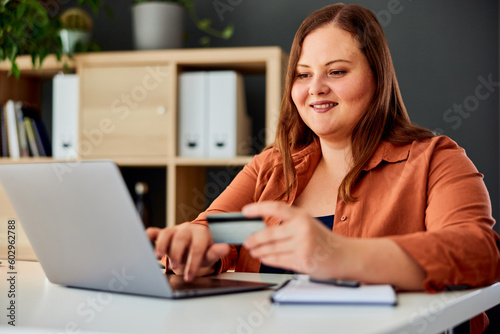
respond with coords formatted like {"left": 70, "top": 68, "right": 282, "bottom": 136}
{"left": 132, "top": 2, "right": 185, "bottom": 50}
{"left": 59, "top": 29, "right": 91, "bottom": 54}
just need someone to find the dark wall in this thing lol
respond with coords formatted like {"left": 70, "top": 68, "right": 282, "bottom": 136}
{"left": 73, "top": 0, "right": 499, "bottom": 232}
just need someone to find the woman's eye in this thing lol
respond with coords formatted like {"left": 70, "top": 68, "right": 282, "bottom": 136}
{"left": 296, "top": 73, "right": 310, "bottom": 79}
{"left": 330, "top": 70, "right": 346, "bottom": 76}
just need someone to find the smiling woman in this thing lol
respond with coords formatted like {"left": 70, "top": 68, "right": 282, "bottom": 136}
{"left": 147, "top": 4, "right": 500, "bottom": 333}
{"left": 291, "top": 25, "right": 376, "bottom": 150}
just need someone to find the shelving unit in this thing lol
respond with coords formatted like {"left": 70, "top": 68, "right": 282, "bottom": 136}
{"left": 0, "top": 46, "right": 288, "bottom": 227}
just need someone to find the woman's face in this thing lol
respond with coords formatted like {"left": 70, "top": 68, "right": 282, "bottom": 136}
{"left": 291, "top": 24, "right": 376, "bottom": 147}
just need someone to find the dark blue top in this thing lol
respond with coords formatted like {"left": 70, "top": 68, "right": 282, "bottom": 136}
{"left": 316, "top": 214, "right": 335, "bottom": 230}
{"left": 259, "top": 214, "right": 335, "bottom": 274}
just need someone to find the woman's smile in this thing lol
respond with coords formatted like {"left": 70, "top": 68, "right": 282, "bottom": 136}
{"left": 309, "top": 100, "right": 339, "bottom": 113}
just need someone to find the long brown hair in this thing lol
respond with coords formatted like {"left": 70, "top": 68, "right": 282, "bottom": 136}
{"left": 273, "top": 3, "right": 434, "bottom": 202}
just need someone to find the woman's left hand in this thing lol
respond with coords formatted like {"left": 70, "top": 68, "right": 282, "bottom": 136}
{"left": 242, "top": 201, "right": 351, "bottom": 279}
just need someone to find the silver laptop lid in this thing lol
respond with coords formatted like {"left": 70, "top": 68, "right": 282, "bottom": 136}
{"left": 0, "top": 161, "right": 172, "bottom": 298}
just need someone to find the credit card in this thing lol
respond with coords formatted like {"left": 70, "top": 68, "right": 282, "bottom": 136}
{"left": 207, "top": 212, "right": 265, "bottom": 244}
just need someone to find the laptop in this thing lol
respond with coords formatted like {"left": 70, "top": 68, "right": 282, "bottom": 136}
{"left": 0, "top": 161, "right": 274, "bottom": 298}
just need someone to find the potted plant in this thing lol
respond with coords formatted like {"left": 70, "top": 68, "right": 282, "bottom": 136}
{"left": 132, "top": 0, "right": 185, "bottom": 50}
{"left": 59, "top": 8, "right": 93, "bottom": 54}
{"left": 131, "top": 0, "right": 234, "bottom": 49}
{"left": 0, "top": 0, "right": 107, "bottom": 78}
{"left": 1, "top": 0, "right": 62, "bottom": 78}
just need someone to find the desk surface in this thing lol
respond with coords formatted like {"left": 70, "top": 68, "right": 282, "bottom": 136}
{"left": 0, "top": 261, "right": 499, "bottom": 334}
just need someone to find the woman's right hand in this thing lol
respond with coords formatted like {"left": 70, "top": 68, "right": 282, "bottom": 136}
{"left": 146, "top": 223, "right": 230, "bottom": 282}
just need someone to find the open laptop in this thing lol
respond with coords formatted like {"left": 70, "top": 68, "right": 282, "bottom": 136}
{"left": 0, "top": 161, "right": 274, "bottom": 298}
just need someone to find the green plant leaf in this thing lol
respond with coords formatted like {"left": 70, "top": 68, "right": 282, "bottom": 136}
{"left": 79, "top": 0, "right": 101, "bottom": 14}
{"left": 185, "top": 2, "right": 234, "bottom": 44}
{"left": 9, "top": 61, "right": 20, "bottom": 79}
{"left": 30, "top": 53, "right": 37, "bottom": 67}
{"left": 32, "top": 0, "right": 46, "bottom": 16}
{"left": 8, "top": 44, "right": 17, "bottom": 61}
{"left": 63, "top": 61, "right": 71, "bottom": 74}
{"left": 15, "top": 2, "right": 26, "bottom": 19}
{"left": 222, "top": 25, "right": 234, "bottom": 40}
{"left": 199, "top": 36, "right": 210, "bottom": 47}
{"left": 198, "top": 18, "right": 211, "bottom": 30}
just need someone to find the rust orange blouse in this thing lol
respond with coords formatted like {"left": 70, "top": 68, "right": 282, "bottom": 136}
{"left": 191, "top": 136, "right": 500, "bottom": 293}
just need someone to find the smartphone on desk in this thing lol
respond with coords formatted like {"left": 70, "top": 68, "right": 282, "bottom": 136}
{"left": 207, "top": 212, "right": 265, "bottom": 245}
{"left": 309, "top": 277, "right": 360, "bottom": 288}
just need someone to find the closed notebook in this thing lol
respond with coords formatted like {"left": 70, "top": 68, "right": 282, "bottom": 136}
{"left": 271, "top": 277, "right": 397, "bottom": 306}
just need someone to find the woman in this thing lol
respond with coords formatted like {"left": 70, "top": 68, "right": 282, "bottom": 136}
{"left": 148, "top": 4, "right": 500, "bottom": 329}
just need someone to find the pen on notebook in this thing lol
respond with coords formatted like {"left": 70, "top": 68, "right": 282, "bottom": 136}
{"left": 309, "top": 277, "right": 361, "bottom": 288}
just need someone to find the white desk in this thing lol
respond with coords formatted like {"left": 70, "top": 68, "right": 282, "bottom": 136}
{"left": 0, "top": 261, "right": 499, "bottom": 334}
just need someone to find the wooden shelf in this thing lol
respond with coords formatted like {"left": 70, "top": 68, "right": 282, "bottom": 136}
{"left": 73, "top": 47, "right": 285, "bottom": 73}
{"left": 0, "top": 156, "right": 253, "bottom": 167}
{"left": 1, "top": 47, "right": 286, "bottom": 76}
{"left": 174, "top": 156, "right": 253, "bottom": 167}
{"left": 0, "top": 157, "right": 57, "bottom": 164}
{"left": 0, "top": 54, "right": 76, "bottom": 78}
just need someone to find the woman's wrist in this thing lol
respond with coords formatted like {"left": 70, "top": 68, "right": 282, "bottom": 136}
{"left": 335, "top": 237, "right": 425, "bottom": 290}
{"left": 329, "top": 235, "right": 364, "bottom": 281}
{"left": 211, "top": 259, "right": 223, "bottom": 275}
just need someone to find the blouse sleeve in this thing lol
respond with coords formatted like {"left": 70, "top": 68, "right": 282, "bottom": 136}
{"left": 187, "top": 153, "right": 265, "bottom": 272}
{"left": 389, "top": 137, "right": 500, "bottom": 292}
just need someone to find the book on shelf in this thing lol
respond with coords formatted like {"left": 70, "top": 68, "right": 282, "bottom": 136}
{"left": 24, "top": 117, "right": 40, "bottom": 157}
{"left": 0, "top": 100, "right": 52, "bottom": 158}
{"left": 15, "top": 101, "right": 29, "bottom": 157}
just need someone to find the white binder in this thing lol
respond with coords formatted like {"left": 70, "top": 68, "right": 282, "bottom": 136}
{"left": 52, "top": 73, "right": 79, "bottom": 159}
{"left": 178, "top": 71, "right": 209, "bottom": 158}
{"left": 178, "top": 70, "right": 251, "bottom": 159}
{"left": 5, "top": 100, "right": 20, "bottom": 158}
{"left": 207, "top": 71, "right": 251, "bottom": 158}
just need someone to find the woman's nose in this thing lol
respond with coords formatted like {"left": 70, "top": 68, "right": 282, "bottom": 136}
{"left": 309, "top": 76, "right": 330, "bottom": 95}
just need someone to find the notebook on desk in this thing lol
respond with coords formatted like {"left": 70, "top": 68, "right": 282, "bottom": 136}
{"left": 0, "top": 161, "right": 274, "bottom": 298}
{"left": 271, "top": 276, "right": 397, "bottom": 305}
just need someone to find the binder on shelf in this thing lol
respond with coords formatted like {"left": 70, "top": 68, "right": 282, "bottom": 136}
{"left": 178, "top": 70, "right": 251, "bottom": 159}
{"left": 178, "top": 71, "right": 209, "bottom": 158}
{"left": 208, "top": 71, "right": 251, "bottom": 159}
{"left": 5, "top": 100, "right": 20, "bottom": 159}
{"left": 52, "top": 73, "right": 79, "bottom": 159}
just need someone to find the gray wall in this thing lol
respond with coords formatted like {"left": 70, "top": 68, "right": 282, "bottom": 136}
{"left": 80, "top": 0, "right": 499, "bottom": 232}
